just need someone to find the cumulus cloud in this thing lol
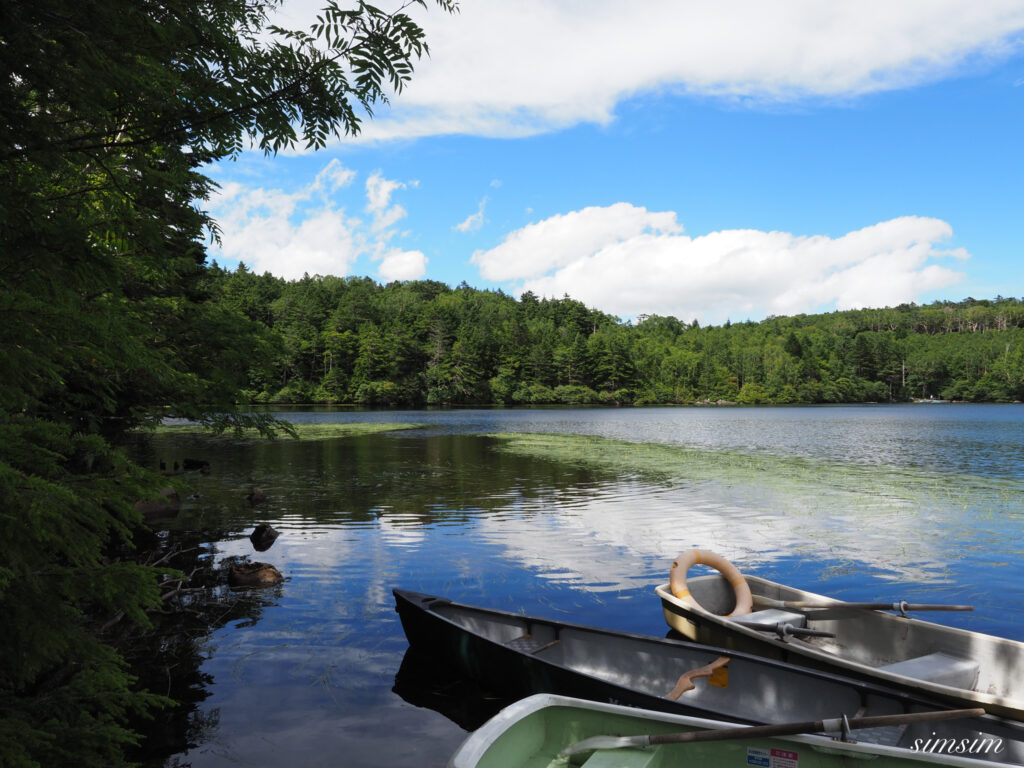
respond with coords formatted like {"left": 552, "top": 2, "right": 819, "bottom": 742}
{"left": 208, "top": 160, "right": 362, "bottom": 279}
{"left": 208, "top": 160, "right": 424, "bottom": 281}
{"left": 366, "top": 171, "right": 403, "bottom": 212}
{"left": 267, "top": 0, "right": 1024, "bottom": 141}
{"left": 454, "top": 197, "right": 487, "bottom": 233}
{"left": 361, "top": 171, "right": 427, "bottom": 279}
{"left": 471, "top": 205, "right": 968, "bottom": 322}
{"left": 472, "top": 203, "right": 682, "bottom": 281}
{"left": 376, "top": 249, "right": 429, "bottom": 282}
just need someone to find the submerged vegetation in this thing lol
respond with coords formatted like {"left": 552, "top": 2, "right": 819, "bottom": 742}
{"left": 486, "top": 432, "right": 1024, "bottom": 540}
{"left": 203, "top": 270, "right": 1024, "bottom": 406}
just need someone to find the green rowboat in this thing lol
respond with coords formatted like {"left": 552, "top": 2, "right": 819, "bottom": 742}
{"left": 449, "top": 694, "right": 1005, "bottom": 768}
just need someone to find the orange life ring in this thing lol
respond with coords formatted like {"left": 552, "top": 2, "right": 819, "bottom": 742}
{"left": 670, "top": 549, "right": 753, "bottom": 617}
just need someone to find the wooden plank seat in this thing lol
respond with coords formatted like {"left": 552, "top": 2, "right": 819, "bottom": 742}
{"left": 848, "top": 724, "right": 908, "bottom": 747}
{"left": 504, "top": 634, "right": 560, "bottom": 655}
{"left": 878, "top": 652, "right": 980, "bottom": 689}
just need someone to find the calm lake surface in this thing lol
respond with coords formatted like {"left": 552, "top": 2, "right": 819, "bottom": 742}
{"left": 138, "top": 404, "right": 1024, "bottom": 767}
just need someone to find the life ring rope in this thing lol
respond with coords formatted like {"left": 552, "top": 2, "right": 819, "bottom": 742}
{"left": 670, "top": 549, "right": 753, "bottom": 617}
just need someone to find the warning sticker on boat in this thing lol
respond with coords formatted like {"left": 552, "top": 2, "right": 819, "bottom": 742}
{"left": 747, "top": 747, "right": 798, "bottom": 768}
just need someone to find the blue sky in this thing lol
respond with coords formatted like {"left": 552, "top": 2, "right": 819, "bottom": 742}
{"left": 207, "top": 1, "right": 1024, "bottom": 325}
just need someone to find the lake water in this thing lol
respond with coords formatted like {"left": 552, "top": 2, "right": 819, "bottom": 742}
{"left": 137, "top": 404, "right": 1024, "bottom": 767}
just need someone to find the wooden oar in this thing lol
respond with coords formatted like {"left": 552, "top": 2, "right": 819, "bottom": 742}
{"left": 754, "top": 596, "right": 973, "bottom": 613}
{"left": 559, "top": 707, "right": 985, "bottom": 757}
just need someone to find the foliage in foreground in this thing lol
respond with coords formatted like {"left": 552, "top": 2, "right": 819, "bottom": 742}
{"left": 0, "top": 0, "right": 453, "bottom": 765}
{"left": 205, "top": 267, "right": 1024, "bottom": 406}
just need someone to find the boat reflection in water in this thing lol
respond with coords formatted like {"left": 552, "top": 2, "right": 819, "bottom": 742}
{"left": 392, "top": 646, "right": 513, "bottom": 732}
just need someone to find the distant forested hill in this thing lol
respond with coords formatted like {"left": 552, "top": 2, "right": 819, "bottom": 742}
{"left": 206, "top": 263, "right": 1024, "bottom": 405}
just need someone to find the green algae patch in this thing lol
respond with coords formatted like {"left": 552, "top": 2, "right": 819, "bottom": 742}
{"left": 154, "top": 422, "right": 423, "bottom": 442}
{"left": 484, "top": 431, "right": 1023, "bottom": 527}
{"left": 486, "top": 431, "right": 798, "bottom": 481}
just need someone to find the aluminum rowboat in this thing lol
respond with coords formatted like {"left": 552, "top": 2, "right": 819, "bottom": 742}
{"left": 656, "top": 573, "right": 1024, "bottom": 721}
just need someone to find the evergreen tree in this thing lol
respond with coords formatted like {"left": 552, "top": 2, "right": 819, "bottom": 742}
{"left": 0, "top": 1, "right": 454, "bottom": 764}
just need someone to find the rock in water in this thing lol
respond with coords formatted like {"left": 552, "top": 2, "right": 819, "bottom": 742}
{"left": 250, "top": 524, "right": 280, "bottom": 552}
{"left": 133, "top": 487, "right": 181, "bottom": 522}
{"left": 246, "top": 487, "right": 267, "bottom": 505}
{"left": 228, "top": 562, "right": 284, "bottom": 588}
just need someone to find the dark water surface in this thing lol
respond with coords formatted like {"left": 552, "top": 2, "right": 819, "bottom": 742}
{"left": 138, "top": 404, "right": 1024, "bottom": 767}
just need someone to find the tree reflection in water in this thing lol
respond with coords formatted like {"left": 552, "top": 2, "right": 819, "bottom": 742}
{"left": 125, "top": 524, "right": 278, "bottom": 766}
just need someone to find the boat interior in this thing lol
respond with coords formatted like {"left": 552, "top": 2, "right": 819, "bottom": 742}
{"left": 679, "top": 575, "right": 1023, "bottom": 700}
{"left": 473, "top": 704, "right": 775, "bottom": 768}
{"left": 470, "top": 702, "right": 1015, "bottom": 768}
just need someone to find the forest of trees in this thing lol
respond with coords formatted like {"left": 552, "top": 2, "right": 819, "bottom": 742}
{"left": 207, "top": 265, "right": 1024, "bottom": 406}
{"left": 0, "top": 1, "right": 455, "bottom": 766}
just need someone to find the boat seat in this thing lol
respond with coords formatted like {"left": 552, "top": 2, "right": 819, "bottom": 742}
{"left": 504, "top": 634, "right": 560, "bottom": 655}
{"left": 580, "top": 748, "right": 658, "bottom": 767}
{"left": 877, "top": 652, "right": 980, "bottom": 689}
{"left": 731, "top": 608, "right": 808, "bottom": 629}
{"left": 848, "top": 724, "right": 907, "bottom": 747}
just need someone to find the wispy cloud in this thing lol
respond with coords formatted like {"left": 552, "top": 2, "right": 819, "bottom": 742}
{"left": 454, "top": 197, "right": 487, "bottom": 233}
{"left": 365, "top": 171, "right": 416, "bottom": 232}
{"left": 472, "top": 205, "right": 968, "bottom": 323}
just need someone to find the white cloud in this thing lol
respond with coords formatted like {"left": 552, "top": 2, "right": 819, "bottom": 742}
{"left": 360, "top": 171, "right": 424, "bottom": 280}
{"left": 316, "top": 0, "right": 1024, "bottom": 141}
{"left": 314, "top": 158, "right": 357, "bottom": 191}
{"left": 207, "top": 163, "right": 362, "bottom": 279}
{"left": 454, "top": 197, "right": 487, "bottom": 233}
{"left": 471, "top": 203, "right": 682, "bottom": 281}
{"left": 366, "top": 171, "right": 404, "bottom": 212}
{"left": 365, "top": 171, "right": 413, "bottom": 234}
{"left": 471, "top": 205, "right": 968, "bottom": 322}
{"left": 376, "top": 249, "right": 428, "bottom": 282}
{"left": 208, "top": 161, "right": 423, "bottom": 281}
